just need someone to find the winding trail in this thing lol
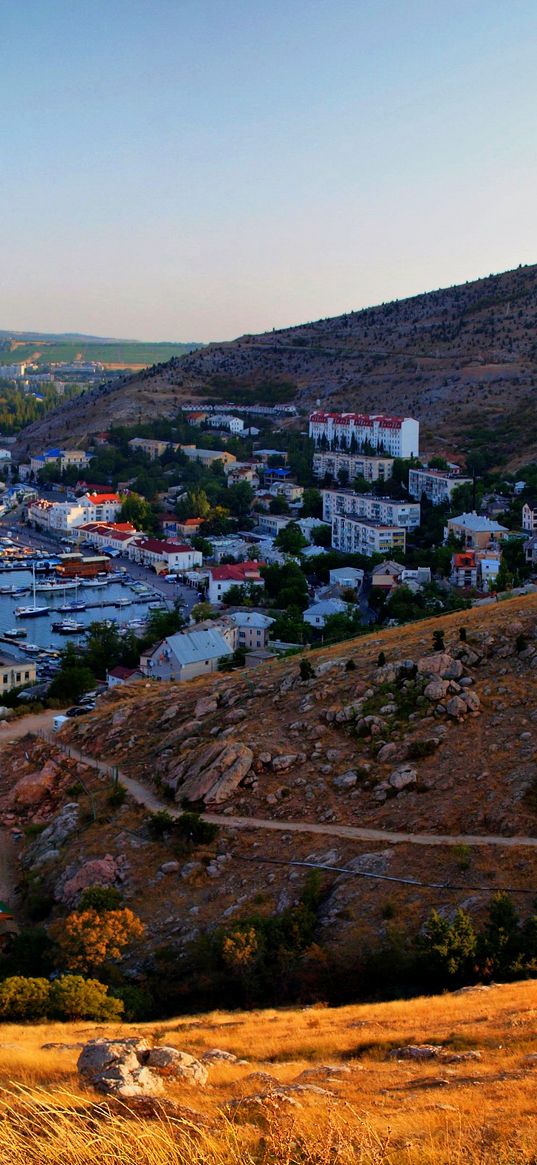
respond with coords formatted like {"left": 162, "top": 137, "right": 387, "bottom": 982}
{"left": 44, "top": 736, "right": 537, "bottom": 851}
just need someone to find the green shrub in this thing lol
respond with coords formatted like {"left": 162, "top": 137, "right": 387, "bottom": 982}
{"left": 147, "top": 810, "right": 174, "bottom": 839}
{"left": 49, "top": 975, "right": 124, "bottom": 1021}
{"left": 108, "top": 783, "right": 127, "bottom": 807}
{"left": 299, "top": 659, "right": 315, "bottom": 681}
{"left": 78, "top": 886, "right": 123, "bottom": 912}
{"left": 175, "top": 812, "right": 219, "bottom": 845}
{"left": 0, "top": 976, "right": 50, "bottom": 1020}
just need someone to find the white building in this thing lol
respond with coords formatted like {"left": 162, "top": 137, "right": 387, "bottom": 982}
{"left": 331, "top": 514, "right": 406, "bottom": 557}
{"left": 328, "top": 566, "right": 364, "bottom": 590}
{"left": 522, "top": 501, "right": 537, "bottom": 533}
{"left": 408, "top": 467, "right": 473, "bottom": 505}
{"left": 31, "top": 491, "right": 122, "bottom": 533}
{"left": 321, "top": 488, "right": 420, "bottom": 529}
{"left": 207, "top": 561, "right": 264, "bottom": 604}
{"left": 309, "top": 411, "right": 419, "bottom": 459}
{"left": 303, "top": 598, "right": 350, "bottom": 629}
{"left": 228, "top": 610, "right": 275, "bottom": 650}
{"left": 128, "top": 538, "right": 202, "bottom": 572}
{"left": 207, "top": 414, "right": 244, "bottom": 434}
{"left": 312, "top": 449, "right": 394, "bottom": 483}
{"left": 0, "top": 363, "right": 26, "bottom": 379}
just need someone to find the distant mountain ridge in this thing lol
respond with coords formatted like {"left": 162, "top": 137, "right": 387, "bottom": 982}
{"left": 15, "top": 263, "right": 537, "bottom": 464}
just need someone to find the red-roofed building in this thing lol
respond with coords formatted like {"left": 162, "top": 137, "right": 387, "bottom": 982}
{"left": 309, "top": 411, "right": 419, "bottom": 459}
{"left": 128, "top": 537, "right": 202, "bottom": 572}
{"left": 74, "top": 522, "right": 140, "bottom": 553}
{"left": 207, "top": 561, "right": 265, "bottom": 603}
{"left": 159, "top": 514, "right": 204, "bottom": 539}
{"left": 451, "top": 550, "right": 477, "bottom": 588}
{"left": 107, "top": 665, "right": 142, "bottom": 687}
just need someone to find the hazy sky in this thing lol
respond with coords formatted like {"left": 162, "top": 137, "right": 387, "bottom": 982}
{"left": 1, "top": 1, "right": 536, "bottom": 341}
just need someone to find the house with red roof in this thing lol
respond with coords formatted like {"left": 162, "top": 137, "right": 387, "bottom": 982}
{"left": 207, "top": 561, "right": 265, "bottom": 604}
{"left": 127, "top": 537, "right": 202, "bottom": 572}
{"left": 74, "top": 522, "right": 140, "bottom": 553}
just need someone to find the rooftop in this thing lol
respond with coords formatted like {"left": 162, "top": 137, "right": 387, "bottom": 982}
{"left": 166, "top": 627, "right": 233, "bottom": 666}
{"left": 449, "top": 512, "right": 508, "bottom": 533}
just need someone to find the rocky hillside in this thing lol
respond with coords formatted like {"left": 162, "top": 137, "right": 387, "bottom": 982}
{"left": 3, "top": 596, "right": 537, "bottom": 972}
{"left": 16, "top": 263, "right": 537, "bottom": 463}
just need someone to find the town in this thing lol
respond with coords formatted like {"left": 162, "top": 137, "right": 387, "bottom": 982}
{"left": 0, "top": 403, "right": 533, "bottom": 702}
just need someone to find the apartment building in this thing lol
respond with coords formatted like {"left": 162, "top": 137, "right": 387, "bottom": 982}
{"left": 312, "top": 449, "right": 394, "bottom": 483}
{"left": 30, "top": 448, "right": 90, "bottom": 474}
{"left": 179, "top": 445, "right": 236, "bottom": 466}
{"left": 309, "top": 411, "right": 419, "bottom": 458}
{"left": 408, "top": 467, "right": 473, "bottom": 505}
{"left": 321, "top": 488, "right": 420, "bottom": 529}
{"left": 206, "top": 414, "right": 244, "bottom": 433}
{"left": 207, "top": 561, "right": 264, "bottom": 604}
{"left": 128, "top": 438, "right": 171, "bottom": 460}
{"left": 331, "top": 514, "right": 406, "bottom": 557}
{"left": 445, "top": 512, "right": 508, "bottom": 549}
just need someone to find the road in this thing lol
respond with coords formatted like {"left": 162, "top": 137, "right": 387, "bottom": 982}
{"left": 39, "top": 737, "right": 537, "bottom": 851}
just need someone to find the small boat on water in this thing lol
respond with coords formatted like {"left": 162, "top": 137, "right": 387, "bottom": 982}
{"left": 21, "top": 643, "right": 41, "bottom": 654}
{"left": 82, "top": 577, "right": 113, "bottom": 588}
{"left": 15, "top": 566, "right": 50, "bottom": 618}
{"left": 58, "top": 600, "right": 87, "bottom": 613}
{"left": 0, "top": 584, "right": 30, "bottom": 596}
{"left": 52, "top": 619, "right": 86, "bottom": 634}
{"left": 34, "top": 580, "right": 78, "bottom": 593}
{"left": 115, "top": 597, "right": 131, "bottom": 607}
{"left": 3, "top": 628, "right": 28, "bottom": 640}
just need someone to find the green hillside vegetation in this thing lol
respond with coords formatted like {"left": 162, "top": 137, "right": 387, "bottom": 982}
{"left": 0, "top": 341, "right": 202, "bottom": 367}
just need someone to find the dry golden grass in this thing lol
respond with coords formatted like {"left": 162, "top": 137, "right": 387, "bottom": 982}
{"left": 1, "top": 981, "right": 537, "bottom": 1163}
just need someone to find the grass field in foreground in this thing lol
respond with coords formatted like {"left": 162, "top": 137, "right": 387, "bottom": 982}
{"left": 1, "top": 980, "right": 537, "bottom": 1163}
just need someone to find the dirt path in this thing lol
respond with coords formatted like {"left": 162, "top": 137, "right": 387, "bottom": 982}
{"left": 48, "top": 739, "right": 537, "bottom": 851}
{"left": 0, "top": 709, "right": 60, "bottom": 742}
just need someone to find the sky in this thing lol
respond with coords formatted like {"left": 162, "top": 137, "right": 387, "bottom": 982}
{"left": 1, "top": 0, "right": 537, "bottom": 342}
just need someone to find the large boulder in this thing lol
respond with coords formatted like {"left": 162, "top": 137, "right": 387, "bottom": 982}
{"left": 169, "top": 740, "right": 254, "bottom": 804}
{"left": 57, "top": 854, "right": 128, "bottom": 904}
{"left": 9, "top": 762, "right": 59, "bottom": 808}
{"left": 77, "top": 1038, "right": 207, "bottom": 1098}
{"left": 146, "top": 1047, "right": 208, "bottom": 1084}
{"left": 417, "top": 654, "right": 463, "bottom": 680}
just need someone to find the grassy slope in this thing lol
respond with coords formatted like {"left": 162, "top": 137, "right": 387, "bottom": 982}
{"left": 1, "top": 980, "right": 537, "bottom": 1163}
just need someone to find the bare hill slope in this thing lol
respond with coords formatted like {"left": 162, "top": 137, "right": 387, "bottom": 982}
{"left": 16, "top": 263, "right": 537, "bottom": 462}
{"left": 3, "top": 595, "right": 537, "bottom": 973}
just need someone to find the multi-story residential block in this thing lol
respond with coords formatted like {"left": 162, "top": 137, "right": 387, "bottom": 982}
{"left": 206, "top": 414, "right": 244, "bottom": 433}
{"left": 309, "top": 411, "right": 419, "bottom": 458}
{"left": 0, "top": 363, "right": 26, "bottom": 379}
{"left": 34, "top": 491, "right": 122, "bottom": 532}
{"left": 408, "top": 467, "right": 473, "bottom": 505}
{"left": 522, "top": 500, "right": 537, "bottom": 533}
{"left": 128, "top": 438, "right": 171, "bottom": 460}
{"left": 312, "top": 449, "right": 394, "bottom": 483}
{"left": 445, "top": 512, "right": 508, "bottom": 549}
{"left": 331, "top": 514, "right": 406, "bottom": 557}
{"left": 228, "top": 610, "right": 274, "bottom": 649}
{"left": 321, "top": 488, "right": 420, "bottom": 529}
{"left": 30, "top": 448, "right": 90, "bottom": 474}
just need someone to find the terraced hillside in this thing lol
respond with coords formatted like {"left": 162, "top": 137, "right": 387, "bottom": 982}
{"left": 16, "top": 263, "right": 537, "bottom": 464}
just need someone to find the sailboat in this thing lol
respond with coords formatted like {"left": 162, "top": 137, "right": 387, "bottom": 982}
{"left": 15, "top": 566, "right": 50, "bottom": 618}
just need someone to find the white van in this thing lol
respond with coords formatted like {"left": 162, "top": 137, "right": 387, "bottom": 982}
{"left": 53, "top": 715, "right": 69, "bottom": 731}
